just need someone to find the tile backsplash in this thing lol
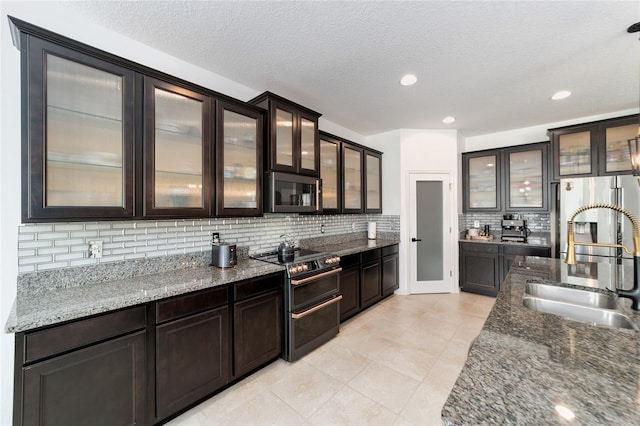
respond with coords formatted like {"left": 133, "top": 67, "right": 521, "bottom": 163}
{"left": 459, "top": 212, "right": 551, "bottom": 234}
{"left": 17, "top": 214, "right": 400, "bottom": 274}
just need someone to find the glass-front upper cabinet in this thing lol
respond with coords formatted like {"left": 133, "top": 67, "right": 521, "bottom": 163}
{"left": 550, "top": 115, "right": 638, "bottom": 180}
{"left": 342, "top": 144, "right": 363, "bottom": 213}
{"left": 463, "top": 150, "right": 501, "bottom": 212}
{"left": 600, "top": 116, "right": 638, "bottom": 175}
{"left": 144, "top": 77, "right": 211, "bottom": 217}
{"left": 504, "top": 143, "right": 548, "bottom": 211}
{"left": 215, "top": 100, "right": 263, "bottom": 216}
{"left": 23, "top": 36, "right": 135, "bottom": 221}
{"left": 249, "top": 92, "right": 321, "bottom": 176}
{"left": 365, "top": 150, "right": 382, "bottom": 213}
{"left": 319, "top": 133, "right": 341, "bottom": 213}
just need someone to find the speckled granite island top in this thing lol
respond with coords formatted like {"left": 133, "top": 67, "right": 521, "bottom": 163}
{"left": 442, "top": 256, "right": 640, "bottom": 425}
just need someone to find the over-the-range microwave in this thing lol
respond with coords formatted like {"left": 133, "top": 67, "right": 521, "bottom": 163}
{"left": 265, "top": 171, "right": 322, "bottom": 213}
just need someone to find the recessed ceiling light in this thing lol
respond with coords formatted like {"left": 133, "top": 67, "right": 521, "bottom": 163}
{"left": 400, "top": 74, "right": 417, "bottom": 86}
{"left": 443, "top": 116, "right": 456, "bottom": 124}
{"left": 551, "top": 90, "right": 572, "bottom": 100}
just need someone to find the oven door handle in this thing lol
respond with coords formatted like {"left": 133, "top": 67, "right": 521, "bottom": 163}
{"left": 290, "top": 267, "right": 342, "bottom": 286}
{"left": 291, "top": 295, "right": 343, "bottom": 319}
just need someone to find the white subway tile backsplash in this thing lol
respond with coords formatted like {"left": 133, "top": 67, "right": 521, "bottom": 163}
{"left": 17, "top": 214, "right": 399, "bottom": 273}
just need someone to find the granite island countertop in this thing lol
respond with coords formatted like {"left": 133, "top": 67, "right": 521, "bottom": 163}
{"left": 442, "top": 256, "right": 640, "bottom": 425}
{"left": 5, "top": 236, "right": 400, "bottom": 334}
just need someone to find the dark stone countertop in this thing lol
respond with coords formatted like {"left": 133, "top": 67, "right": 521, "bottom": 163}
{"left": 442, "top": 256, "right": 640, "bottom": 425}
{"left": 459, "top": 232, "right": 551, "bottom": 248}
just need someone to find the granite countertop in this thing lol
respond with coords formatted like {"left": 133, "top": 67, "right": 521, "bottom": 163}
{"left": 442, "top": 256, "right": 640, "bottom": 424}
{"left": 5, "top": 236, "right": 400, "bottom": 334}
{"left": 459, "top": 232, "right": 551, "bottom": 247}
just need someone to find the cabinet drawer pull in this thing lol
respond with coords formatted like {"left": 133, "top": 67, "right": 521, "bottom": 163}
{"left": 292, "top": 295, "right": 342, "bottom": 319}
{"left": 291, "top": 268, "right": 342, "bottom": 286}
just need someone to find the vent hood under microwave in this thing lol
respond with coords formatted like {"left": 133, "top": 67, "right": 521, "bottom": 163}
{"left": 265, "top": 171, "right": 322, "bottom": 213}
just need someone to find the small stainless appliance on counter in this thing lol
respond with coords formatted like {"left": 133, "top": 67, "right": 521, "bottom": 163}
{"left": 211, "top": 243, "right": 237, "bottom": 268}
{"left": 251, "top": 248, "right": 341, "bottom": 361}
{"left": 501, "top": 215, "right": 529, "bottom": 242}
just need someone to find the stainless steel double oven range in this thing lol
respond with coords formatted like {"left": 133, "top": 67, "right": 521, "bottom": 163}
{"left": 252, "top": 249, "right": 342, "bottom": 361}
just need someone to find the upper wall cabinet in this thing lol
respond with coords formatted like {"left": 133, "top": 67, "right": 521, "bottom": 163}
{"left": 319, "top": 133, "right": 342, "bottom": 213}
{"left": 364, "top": 151, "right": 382, "bottom": 214}
{"left": 215, "top": 100, "right": 263, "bottom": 217}
{"left": 342, "top": 143, "right": 364, "bottom": 213}
{"left": 22, "top": 35, "right": 136, "bottom": 221}
{"left": 463, "top": 142, "right": 548, "bottom": 212}
{"left": 143, "top": 77, "right": 212, "bottom": 217}
{"left": 549, "top": 115, "right": 638, "bottom": 181}
{"left": 249, "top": 92, "right": 321, "bottom": 177}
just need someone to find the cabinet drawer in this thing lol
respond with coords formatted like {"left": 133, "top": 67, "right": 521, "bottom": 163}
{"left": 502, "top": 245, "right": 551, "bottom": 257}
{"left": 24, "top": 306, "right": 146, "bottom": 364}
{"left": 156, "top": 286, "right": 229, "bottom": 324}
{"left": 382, "top": 244, "right": 399, "bottom": 257}
{"left": 233, "top": 272, "right": 283, "bottom": 302}
{"left": 340, "top": 253, "right": 360, "bottom": 269}
{"left": 361, "top": 248, "right": 382, "bottom": 263}
{"left": 460, "top": 242, "right": 499, "bottom": 254}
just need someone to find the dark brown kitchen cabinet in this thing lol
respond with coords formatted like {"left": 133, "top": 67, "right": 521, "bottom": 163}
{"left": 342, "top": 143, "right": 364, "bottom": 213}
{"left": 463, "top": 142, "right": 549, "bottom": 213}
{"left": 143, "top": 77, "right": 212, "bottom": 217}
{"left": 215, "top": 99, "right": 264, "bottom": 216}
{"left": 381, "top": 245, "right": 399, "bottom": 297}
{"left": 365, "top": 150, "right": 382, "bottom": 213}
{"left": 249, "top": 92, "right": 321, "bottom": 176}
{"left": 232, "top": 272, "right": 283, "bottom": 378}
{"left": 549, "top": 114, "right": 638, "bottom": 180}
{"left": 459, "top": 242, "right": 551, "bottom": 297}
{"left": 360, "top": 249, "right": 382, "bottom": 309}
{"left": 339, "top": 254, "right": 360, "bottom": 321}
{"left": 15, "top": 306, "right": 147, "bottom": 426}
{"left": 154, "top": 286, "right": 230, "bottom": 421}
{"left": 319, "top": 133, "right": 342, "bottom": 213}
{"left": 21, "top": 33, "right": 136, "bottom": 222}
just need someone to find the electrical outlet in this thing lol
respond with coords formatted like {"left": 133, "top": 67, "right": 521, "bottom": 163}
{"left": 212, "top": 232, "right": 220, "bottom": 244}
{"left": 473, "top": 220, "right": 480, "bottom": 228}
{"left": 88, "top": 240, "right": 103, "bottom": 259}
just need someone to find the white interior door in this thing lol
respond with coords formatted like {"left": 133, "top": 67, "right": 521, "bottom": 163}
{"left": 408, "top": 172, "right": 455, "bottom": 294}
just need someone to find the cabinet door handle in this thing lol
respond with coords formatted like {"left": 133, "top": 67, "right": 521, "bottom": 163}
{"left": 411, "top": 238, "right": 422, "bottom": 242}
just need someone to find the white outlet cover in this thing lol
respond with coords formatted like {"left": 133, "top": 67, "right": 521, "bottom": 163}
{"left": 88, "top": 240, "right": 103, "bottom": 258}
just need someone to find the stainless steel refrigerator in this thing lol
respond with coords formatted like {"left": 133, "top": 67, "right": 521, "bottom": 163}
{"left": 559, "top": 175, "right": 640, "bottom": 261}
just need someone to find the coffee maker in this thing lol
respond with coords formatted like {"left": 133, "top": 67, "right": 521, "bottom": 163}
{"left": 501, "top": 214, "right": 529, "bottom": 242}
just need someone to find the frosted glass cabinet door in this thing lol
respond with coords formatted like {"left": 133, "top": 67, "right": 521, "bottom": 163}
{"left": 506, "top": 144, "right": 547, "bottom": 210}
{"left": 299, "top": 113, "right": 319, "bottom": 175}
{"left": 557, "top": 131, "right": 592, "bottom": 177}
{"left": 216, "top": 100, "right": 263, "bottom": 216}
{"left": 144, "top": 78, "right": 211, "bottom": 216}
{"left": 365, "top": 152, "right": 382, "bottom": 213}
{"left": 320, "top": 137, "right": 340, "bottom": 211}
{"left": 25, "top": 37, "right": 135, "bottom": 221}
{"left": 343, "top": 145, "right": 363, "bottom": 212}
{"left": 605, "top": 123, "right": 637, "bottom": 173}
{"left": 275, "top": 107, "right": 295, "bottom": 169}
{"left": 465, "top": 153, "right": 500, "bottom": 211}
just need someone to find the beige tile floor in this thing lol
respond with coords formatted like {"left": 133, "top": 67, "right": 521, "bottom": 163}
{"left": 167, "top": 292, "right": 495, "bottom": 426}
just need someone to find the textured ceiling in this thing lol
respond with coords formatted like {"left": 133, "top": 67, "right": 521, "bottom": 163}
{"left": 45, "top": 1, "right": 640, "bottom": 137}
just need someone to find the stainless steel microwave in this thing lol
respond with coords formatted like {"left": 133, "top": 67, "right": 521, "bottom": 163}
{"left": 265, "top": 171, "right": 322, "bottom": 213}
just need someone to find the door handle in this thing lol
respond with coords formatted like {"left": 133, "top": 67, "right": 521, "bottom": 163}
{"left": 411, "top": 238, "right": 422, "bottom": 242}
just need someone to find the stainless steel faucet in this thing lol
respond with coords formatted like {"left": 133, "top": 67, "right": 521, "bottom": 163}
{"left": 565, "top": 203, "right": 640, "bottom": 310}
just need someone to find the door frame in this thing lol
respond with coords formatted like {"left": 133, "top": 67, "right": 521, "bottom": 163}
{"left": 406, "top": 171, "right": 458, "bottom": 294}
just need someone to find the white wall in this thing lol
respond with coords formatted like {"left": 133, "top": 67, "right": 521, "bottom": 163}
{"left": 365, "top": 129, "right": 458, "bottom": 295}
{"left": 0, "top": 3, "right": 363, "bottom": 425}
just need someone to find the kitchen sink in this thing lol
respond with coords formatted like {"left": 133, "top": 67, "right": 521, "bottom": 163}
{"left": 524, "top": 283, "right": 618, "bottom": 309}
{"left": 522, "top": 296, "right": 634, "bottom": 329}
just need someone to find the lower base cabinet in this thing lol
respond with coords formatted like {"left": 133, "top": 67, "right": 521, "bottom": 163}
{"left": 13, "top": 272, "right": 284, "bottom": 426}
{"left": 459, "top": 242, "right": 551, "bottom": 296}
{"left": 16, "top": 307, "right": 147, "bottom": 426}
{"left": 339, "top": 244, "right": 399, "bottom": 322}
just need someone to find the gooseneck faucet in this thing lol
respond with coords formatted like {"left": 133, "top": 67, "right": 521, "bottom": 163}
{"left": 565, "top": 203, "right": 640, "bottom": 310}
